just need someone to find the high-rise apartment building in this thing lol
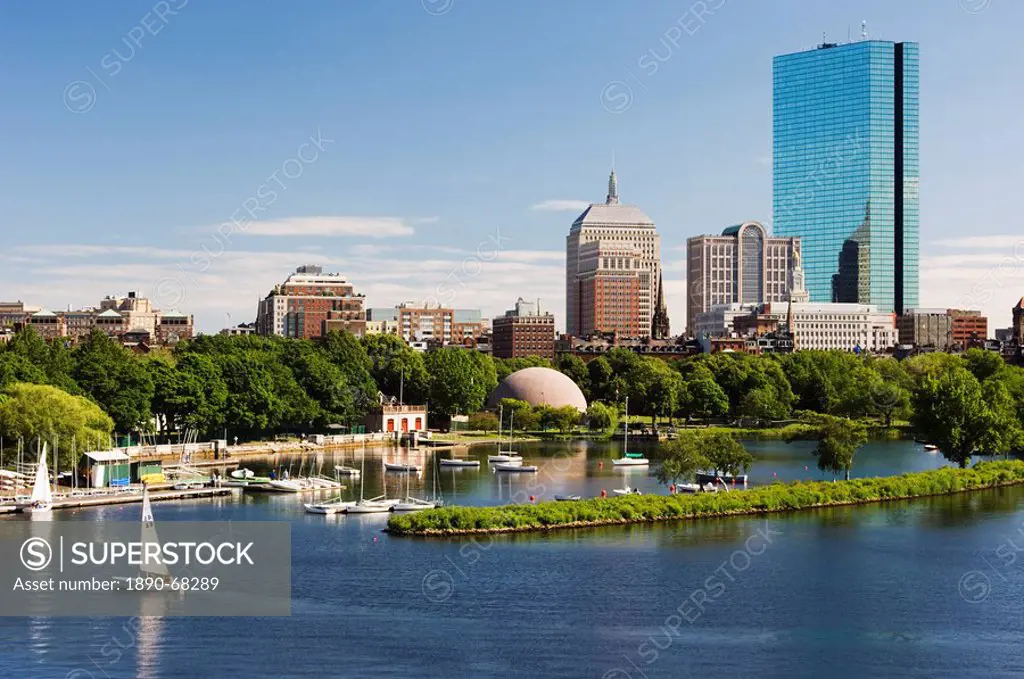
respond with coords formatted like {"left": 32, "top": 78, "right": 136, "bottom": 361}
{"left": 773, "top": 38, "right": 919, "bottom": 314}
{"left": 257, "top": 265, "right": 366, "bottom": 339}
{"left": 566, "top": 171, "right": 661, "bottom": 338}
{"left": 686, "top": 222, "right": 804, "bottom": 334}
{"left": 492, "top": 298, "right": 556, "bottom": 360}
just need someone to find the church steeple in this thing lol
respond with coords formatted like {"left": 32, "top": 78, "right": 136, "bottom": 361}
{"left": 652, "top": 272, "right": 671, "bottom": 339}
{"left": 606, "top": 168, "right": 619, "bottom": 205}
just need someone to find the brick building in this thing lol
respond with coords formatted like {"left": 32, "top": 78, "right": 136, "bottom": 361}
{"left": 575, "top": 241, "right": 641, "bottom": 338}
{"left": 257, "top": 265, "right": 366, "bottom": 339}
{"left": 492, "top": 298, "right": 555, "bottom": 360}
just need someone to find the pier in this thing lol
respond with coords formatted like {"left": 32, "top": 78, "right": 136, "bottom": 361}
{"left": 0, "top": 486, "right": 239, "bottom": 514}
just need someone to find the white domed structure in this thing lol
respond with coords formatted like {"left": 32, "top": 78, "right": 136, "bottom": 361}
{"left": 487, "top": 367, "right": 587, "bottom": 413}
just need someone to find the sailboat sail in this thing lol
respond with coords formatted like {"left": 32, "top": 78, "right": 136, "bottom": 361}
{"left": 30, "top": 445, "right": 52, "bottom": 505}
{"left": 140, "top": 487, "right": 170, "bottom": 577}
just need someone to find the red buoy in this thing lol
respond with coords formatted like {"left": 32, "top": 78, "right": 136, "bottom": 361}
{"left": 529, "top": 495, "right": 535, "bottom": 502}
{"left": 598, "top": 461, "right": 604, "bottom": 469}
{"left": 601, "top": 489, "right": 607, "bottom": 498}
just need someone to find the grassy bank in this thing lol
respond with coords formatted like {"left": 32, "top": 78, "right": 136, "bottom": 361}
{"left": 386, "top": 460, "right": 1024, "bottom": 536}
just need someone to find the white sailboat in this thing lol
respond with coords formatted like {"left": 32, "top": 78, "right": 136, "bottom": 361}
{"left": 612, "top": 397, "right": 649, "bottom": 466}
{"left": 140, "top": 486, "right": 173, "bottom": 582}
{"left": 22, "top": 444, "right": 53, "bottom": 514}
{"left": 347, "top": 441, "right": 396, "bottom": 514}
{"left": 488, "top": 408, "right": 523, "bottom": 464}
{"left": 391, "top": 452, "right": 438, "bottom": 512}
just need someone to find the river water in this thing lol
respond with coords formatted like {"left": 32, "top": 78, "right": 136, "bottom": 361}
{"left": 4, "top": 439, "right": 1024, "bottom": 678}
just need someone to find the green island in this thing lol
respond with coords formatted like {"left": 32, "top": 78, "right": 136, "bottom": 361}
{"left": 386, "top": 460, "right": 1024, "bottom": 536}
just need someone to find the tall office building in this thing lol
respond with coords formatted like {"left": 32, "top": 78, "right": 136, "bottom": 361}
{"left": 773, "top": 37, "right": 919, "bottom": 315}
{"left": 686, "top": 221, "right": 803, "bottom": 334}
{"left": 566, "top": 170, "right": 661, "bottom": 338}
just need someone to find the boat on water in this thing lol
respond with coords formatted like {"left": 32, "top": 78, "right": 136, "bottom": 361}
{"left": 924, "top": 444, "right": 939, "bottom": 452}
{"left": 391, "top": 451, "right": 442, "bottom": 512}
{"left": 612, "top": 486, "right": 642, "bottom": 496}
{"left": 493, "top": 463, "right": 537, "bottom": 473}
{"left": 230, "top": 468, "right": 255, "bottom": 480}
{"left": 488, "top": 406, "right": 523, "bottom": 463}
{"left": 334, "top": 465, "right": 360, "bottom": 476}
{"left": 115, "top": 485, "right": 175, "bottom": 587}
{"left": 305, "top": 499, "right": 356, "bottom": 515}
{"left": 439, "top": 458, "right": 480, "bottom": 468}
{"left": 384, "top": 462, "right": 421, "bottom": 473}
{"left": 695, "top": 470, "right": 747, "bottom": 487}
{"left": 612, "top": 398, "right": 649, "bottom": 466}
{"left": 22, "top": 445, "right": 53, "bottom": 514}
{"left": 554, "top": 494, "right": 581, "bottom": 502}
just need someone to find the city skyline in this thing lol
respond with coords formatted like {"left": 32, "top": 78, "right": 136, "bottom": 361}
{"left": 1, "top": 1, "right": 1021, "bottom": 333}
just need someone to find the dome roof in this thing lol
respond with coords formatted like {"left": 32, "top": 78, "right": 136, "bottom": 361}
{"left": 487, "top": 367, "right": 587, "bottom": 413}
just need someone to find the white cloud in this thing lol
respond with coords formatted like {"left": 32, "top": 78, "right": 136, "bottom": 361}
{"left": 935, "top": 235, "right": 1024, "bottom": 249}
{"left": 242, "top": 216, "right": 415, "bottom": 238}
{"left": 530, "top": 199, "right": 590, "bottom": 212}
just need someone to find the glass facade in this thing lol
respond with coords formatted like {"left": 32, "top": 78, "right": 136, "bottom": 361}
{"left": 773, "top": 40, "right": 919, "bottom": 314}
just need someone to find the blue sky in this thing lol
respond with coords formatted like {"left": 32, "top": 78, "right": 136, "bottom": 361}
{"left": 1, "top": 0, "right": 1021, "bottom": 332}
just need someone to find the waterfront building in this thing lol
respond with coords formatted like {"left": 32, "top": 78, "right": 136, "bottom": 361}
{"left": 492, "top": 297, "right": 556, "bottom": 360}
{"left": 257, "top": 265, "right": 366, "bottom": 339}
{"left": 156, "top": 312, "right": 194, "bottom": 345}
{"left": 566, "top": 170, "right": 662, "bottom": 338}
{"left": 686, "top": 221, "right": 803, "bottom": 333}
{"left": 773, "top": 38, "right": 920, "bottom": 314}
{"left": 363, "top": 393, "right": 427, "bottom": 434}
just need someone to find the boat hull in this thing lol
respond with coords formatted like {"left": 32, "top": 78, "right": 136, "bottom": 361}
{"left": 439, "top": 459, "right": 480, "bottom": 467}
{"left": 493, "top": 464, "right": 537, "bottom": 472}
{"left": 612, "top": 458, "right": 649, "bottom": 466}
{"left": 695, "top": 472, "right": 748, "bottom": 486}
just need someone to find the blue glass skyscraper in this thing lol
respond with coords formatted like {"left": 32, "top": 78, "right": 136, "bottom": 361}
{"left": 773, "top": 39, "right": 919, "bottom": 315}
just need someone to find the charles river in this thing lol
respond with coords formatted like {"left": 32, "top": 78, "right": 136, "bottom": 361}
{"left": 4, "top": 439, "right": 1024, "bottom": 678}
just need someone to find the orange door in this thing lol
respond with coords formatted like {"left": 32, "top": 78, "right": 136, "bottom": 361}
{"left": 387, "top": 419, "right": 395, "bottom": 432}
{"left": 415, "top": 417, "right": 422, "bottom": 430}
{"left": 401, "top": 418, "right": 409, "bottom": 432}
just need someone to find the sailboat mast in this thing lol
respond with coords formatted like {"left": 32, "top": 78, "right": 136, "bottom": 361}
{"left": 624, "top": 396, "right": 629, "bottom": 453}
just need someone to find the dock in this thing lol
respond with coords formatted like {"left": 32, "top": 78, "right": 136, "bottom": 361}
{"left": 0, "top": 486, "right": 239, "bottom": 514}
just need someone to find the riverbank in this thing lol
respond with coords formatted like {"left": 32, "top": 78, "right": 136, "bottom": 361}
{"left": 386, "top": 460, "right": 1024, "bottom": 536}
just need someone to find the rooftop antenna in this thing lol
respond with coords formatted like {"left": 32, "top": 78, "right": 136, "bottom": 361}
{"left": 861, "top": 20, "right": 868, "bottom": 40}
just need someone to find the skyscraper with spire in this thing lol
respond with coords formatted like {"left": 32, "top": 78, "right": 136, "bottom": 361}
{"left": 566, "top": 170, "right": 662, "bottom": 338}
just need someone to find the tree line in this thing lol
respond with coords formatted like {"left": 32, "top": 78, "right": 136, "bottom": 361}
{"left": 1, "top": 326, "right": 1022, "bottom": 470}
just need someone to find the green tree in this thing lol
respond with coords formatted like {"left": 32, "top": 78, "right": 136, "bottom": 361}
{"left": 467, "top": 411, "right": 499, "bottom": 432}
{"left": 586, "top": 402, "right": 618, "bottom": 435}
{"left": 702, "top": 431, "right": 753, "bottom": 479}
{"left": 587, "top": 357, "right": 614, "bottom": 402}
{"left": 679, "top": 368, "right": 729, "bottom": 423}
{"left": 0, "top": 383, "right": 114, "bottom": 469}
{"left": 912, "top": 365, "right": 1018, "bottom": 467}
{"left": 556, "top": 354, "right": 590, "bottom": 399}
{"left": 72, "top": 331, "right": 154, "bottom": 434}
{"left": 739, "top": 386, "right": 788, "bottom": 423}
{"left": 319, "top": 331, "right": 378, "bottom": 415}
{"left": 963, "top": 348, "right": 1007, "bottom": 383}
{"left": 361, "top": 334, "right": 429, "bottom": 404}
{"left": 553, "top": 405, "right": 582, "bottom": 433}
{"left": 811, "top": 416, "right": 868, "bottom": 480}
{"left": 424, "top": 348, "right": 488, "bottom": 419}
{"left": 654, "top": 430, "right": 707, "bottom": 486}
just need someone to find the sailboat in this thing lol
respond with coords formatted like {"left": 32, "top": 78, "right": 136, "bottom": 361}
{"left": 304, "top": 467, "right": 356, "bottom": 514}
{"left": 22, "top": 443, "right": 53, "bottom": 514}
{"left": 346, "top": 441, "right": 397, "bottom": 514}
{"left": 115, "top": 485, "right": 175, "bottom": 586}
{"left": 612, "top": 397, "right": 649, "bottom": 466}
{"left": 488, "top": 408, "right": 523, "bottom": 464}
{"left": 391, "top": 451, "right": 438, "bottom": 512}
